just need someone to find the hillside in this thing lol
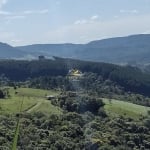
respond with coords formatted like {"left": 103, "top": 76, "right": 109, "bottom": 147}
{"left": 0, "top": 59, "right": 150, "bottom": 150}
{"left": 0, "top": 58, "right": 150, "bottom": 97}
{"left": 16, "top": 34, "right": 150, "bottom": 64}
{"left": 17, "top": 43, "right": 83, "bottom": 58}
{"left": 0, "top": 87, "right": 61, "bottom": 115}
{"left": 0, "top": 34, "right": 150, "bottom": 63}
{"left": 79, "top": 34, "right": 150, "bottom": 63}
{"left": 0, "top": 87, "right": 150, "bottom": 149}
{"left": 0, "top": 34, "right": 150, "bottom": 64}
{"left": 0, "top": 42, "right": 26, "bottom": 59}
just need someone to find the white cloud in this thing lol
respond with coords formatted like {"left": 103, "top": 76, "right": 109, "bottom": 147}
{"left": 45, "top": 14, "right": 150, "bottom": 44}
{"left": 23, "top": 10, "right": 33, "bottom": 15}
{"left": 0, "top": 0, "right": 7, "bottom": 9}
{"left": 74, "top": 19, "right": 88, "bottom": 25}
{"left": 23, "top": 9, "right": 49, "bottom": 15}
{"left": 39, "top": 9, "right": 49, "bottom": 14}
{"left": 120, "top": 9, "right": 139, "bottom": 14}
{"left": 0, "top": 10, "right": 11, "bottom": 15}
{"left": 5, "top": 15, "right": 25, "bottom": 20}
{"left": 0, "top": 31, "right": 24, "bottom": 46}
{"left": 11, "top": 39, "right": 23, "bottom": 43}
{"left": 113, "top": 15, "right": 119, "bottom": 19}
{"left": 74, "top": 15, "right": 99, "bottom": 25}
{"left": 91, "top": 15, "right": 99, "bottom": 20}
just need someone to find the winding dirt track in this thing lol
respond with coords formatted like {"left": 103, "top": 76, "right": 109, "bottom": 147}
{"left": 27, "top": 101, "right": 42, "bottom": 113}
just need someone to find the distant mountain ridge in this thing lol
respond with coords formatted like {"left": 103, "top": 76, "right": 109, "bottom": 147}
{"left": 17, "top": 43, "right": 84, "bottom": 58}
{"left": 0, "top": 42, "right": 26, "bottom": 59}
{"left": 1, "top": 34, "right": 150, "bottom": 64}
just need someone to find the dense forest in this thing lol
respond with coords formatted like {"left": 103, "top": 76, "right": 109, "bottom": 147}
{"left": 28, "top": 73, "right": 150, "bottom": 107}
{"left": 0, "top": 57, "right": 150, "bottom": 97}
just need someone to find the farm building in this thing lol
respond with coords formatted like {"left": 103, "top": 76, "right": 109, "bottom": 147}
{"left": 46, "top": 95, "right": 56, "bottom": 100}
{"left": 68, "top": 69, "right": 83, "bottom": 77}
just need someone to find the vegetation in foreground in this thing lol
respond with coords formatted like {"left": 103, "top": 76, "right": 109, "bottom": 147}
{"left": 0, "top": 58, "right": 150, "bottom": 149}
{"left": 0, "top": 87, "right": 150, "bottom": 149}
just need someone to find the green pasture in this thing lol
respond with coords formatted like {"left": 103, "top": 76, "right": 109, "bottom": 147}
{"left": 103, "top": 98, "right": 150, "bottom": 119}
{"left": 1, "top": 87, "right": 150, "bottom": 119}
{"left": 0, "top": 87, "right": 61, "bottom": 115}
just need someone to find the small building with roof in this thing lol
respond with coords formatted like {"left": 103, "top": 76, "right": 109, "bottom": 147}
{"left": 68, "top": 69, "right": 83, "bottom": 77}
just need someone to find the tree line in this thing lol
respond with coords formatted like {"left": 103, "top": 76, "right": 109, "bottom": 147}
{"left": 0, "top": 57, "right": 150, "bottom": 96}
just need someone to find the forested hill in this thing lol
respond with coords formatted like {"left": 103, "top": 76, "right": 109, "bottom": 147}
{"left": 1, "top": 34, "right": 150, "bottom": 64}
{"left": 0, "top": 42, "right": 26, "bottom": 58}
{"left": 17, "top": 34, "right": 150, "bottom": 64}
{"left": 17, "top": 43, "right": 83, "bottom": 58}
{"left": 0, "top": 57, "right": 150, "bottom": 97}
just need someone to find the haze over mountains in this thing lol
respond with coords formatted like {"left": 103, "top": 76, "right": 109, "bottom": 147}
{"left": 0, "top": 42, "right": 26, "bottom": 59}
{"left": 1, "top": 34, "right": 150, "bottom": 64}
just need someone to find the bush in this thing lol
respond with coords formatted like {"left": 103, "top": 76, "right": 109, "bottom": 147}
{"left": 0, "top": 90, "right": 5, "bottom": 98}
{"left": 98, "top": 108, "right": 107, "bottom": 118}
{"left": 144, "top": 118, "right": 150, "bottom": 129}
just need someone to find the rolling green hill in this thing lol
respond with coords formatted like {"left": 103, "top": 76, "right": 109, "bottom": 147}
{"left": 0, "top": 87, "right": 62, "bottom": 115}
{"left": 103, "top": 98, "right": 150, "bottom": 119}
{"left": 0, "top": 87, "right": 150, "bottom": 149}
{"left": 0, "top": 87, "right": 149, "bottom": 119}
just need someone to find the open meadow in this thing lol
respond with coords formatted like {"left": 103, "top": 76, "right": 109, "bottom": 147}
{"left": 0, "top": 87, "right": 62, "bottom": 115}
{"left": 0, "top": 87, "right": 150, "bottom": 119}
{"left": 103, "top": 98, "right": 150, "bottom": 119}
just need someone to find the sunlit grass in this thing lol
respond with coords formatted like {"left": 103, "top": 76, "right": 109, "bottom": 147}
{"left": 13, "top": 87, "right": 59, "bottom": 97}
{"left": 0, "top": 96, "right": 39, "bottom": 114}
{"left": 30, "top": 100, "right": 62, "bottom": 115}
{"left": 103, "top": 98, "right": 150, "bottom": 119}
{"left": 0, "top": 87, "right": 61, "bottom": 115}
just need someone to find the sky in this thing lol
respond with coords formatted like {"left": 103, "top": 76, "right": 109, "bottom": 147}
{"left": 0, "top": 0, "right": 150, "bottom": 46}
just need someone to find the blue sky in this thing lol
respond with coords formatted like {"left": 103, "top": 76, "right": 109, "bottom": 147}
{"left": 0, "top": 0, "right": 150, "bottom": 45}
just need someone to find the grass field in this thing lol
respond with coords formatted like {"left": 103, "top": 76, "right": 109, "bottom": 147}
{"left": 103, "top": 98, "right": 150, "bottom": 119}
{"left": 1, "top": 87, "right": 150, "bottom": 119}
{"left": 10, "top": 87, "right": 59, "bottom": 97}
{"left": 0, "top": 87, "right": 62, "bottom": 115}
{"left": 28, "top": 100, "right": 62, "bottom": 114}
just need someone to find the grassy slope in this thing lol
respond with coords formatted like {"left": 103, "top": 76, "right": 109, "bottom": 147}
{"left": 0, "top": 87, "right": 62, "bottom": 115}
{"left": 13, "top": 87, "right": 59, "bottom": 97}
{"left": 1, "top": 87, "right": 150, "bottom": 119}
{"left": 103, "top": 98, "right": 150, "bottom": 119}
{"left": 29, "top": 100, "right": 62, "bottom": 114}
